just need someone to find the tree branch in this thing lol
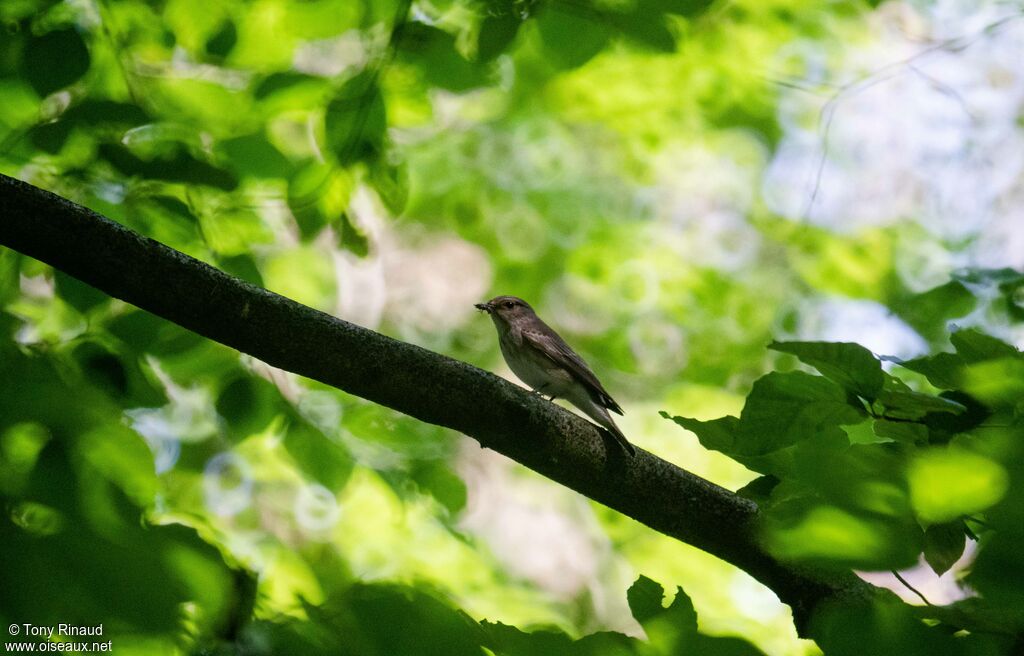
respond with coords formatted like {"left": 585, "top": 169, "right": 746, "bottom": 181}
{"left": 0, "top": 173, "right": 874, "bottom": 633}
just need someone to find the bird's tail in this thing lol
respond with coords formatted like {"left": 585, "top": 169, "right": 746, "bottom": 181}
{"left": 587, "top": 403, "right": 637, "bottom": 457}
{"left": 603, "top": 416, "right": 637, "bottom": 457}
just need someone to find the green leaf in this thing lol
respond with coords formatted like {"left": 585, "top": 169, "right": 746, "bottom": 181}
{"left": 398, "top": 22, "right": 490, "bottom": 91}
{"left": 770, "top": 341, "right": 885, "bottom": 400}
{"left": 70, "top": 341, "right": 166, "bottom": 408}
{"left": 997, "top": 272, "right": 1024, "bottom": 322}
{"left": 537, "top": 4, "right": 611, "bottom": 69}
{"left": 894, "top": 281, "right": 977, "bottom": 342}
{"left": 735, "top": 474, "right": 780, "bottom": 506}
{"left": 627, "top": 575, "right": 675, "bottom": 625}
{"left": 922, "top": 521, "right": 966, "bottom": 576}
{"left": 0, "top": 436, "right": 244, "bottom": 639}
{"left": 215, "top": 374, "right": 282, "bottom": 440}
{"left": 324, "top": 70, "right": 387, "bottom": 166}
{"left": 204, "top": 20, "right": 237, "bottom": 59}
{"left": 876, "top": 388, "right": 966, "bottom": 421}
{"left": 23, "top": 28, "right": 90, "bottom": 96}
{"left": 898, "top": 328, "right": 1022, "bottom": 389}
{"left": 479, "top": 621, "right": 575, "bottom": 655}
{"left": 367, "top": 158, "right": 408, "bottom": 216}
{"left": 949, "top": 328, "right": 1019, "bottom": 362}
{"left": 624, "top": 575, "right": 762, "bottom": 654}
{"left": 627, "top": 575, "right": 697, "bottom": 643}
{"left": 218, "top": 132, "right": 293, "bottom": 179}
{"left": 0, "top": 249, "right": 19, "bottom": 307}
{"left": 283, "top": 420, "right": 353, "bottom": 491}
{"left": 98, "top": 143, "right": 239, "bottom": 190}
{"left": 287, "top": 163, "right": 353, "bottom": 240}
{"left": 337, "top": 212, "right": 369, "bottom": 257}
{"left": 218, "top": 253, "right": 264, "bottom": 287}
{"left": 660, "top": 412, "right": 738, "bottom": 454}
{"left": 643, "top": 0, "right": 716, "bottom": 16}
{"left": 735, "top": 372, "right": 865, "bottom": 455}
{"left": 966, "top": 532, "right": 1024, "bottom": 612}
{"left": 611, "top": 10, "right": 675, "bottom": 52}
{"left": 810, "top": 596, "right": 972, "bottom": 656}
{"left": 872, "top": 418, "right": 927, "bottom": 445}
{"left": 255, "top": 72, "right": 324, "bottom": 99}
{"left": 411, "top": 461, "right": 467, "bottom": 514}
{"left": 254, "top": 72, "right": 332, "bottom": 113}
{"left": 54, "top": 270, "right": 108, "bottom": 314}
{"left": 477, "top": 7, "right": 521, "bottom": 62}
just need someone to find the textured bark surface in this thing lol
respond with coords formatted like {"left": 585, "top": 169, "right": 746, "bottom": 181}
{"left": 0, "top": 173, "right": 874, "bottom": 631}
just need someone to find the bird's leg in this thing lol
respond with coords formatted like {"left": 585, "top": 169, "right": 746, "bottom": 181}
{"left": 532, "top": 384, "right": 557, "bottom": 402}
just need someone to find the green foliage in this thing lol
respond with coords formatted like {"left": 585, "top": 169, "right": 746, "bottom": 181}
{"left": 626, "top": 576, "right": 766, "bottom": 655}
{"left": 666, "top": 326, "right": 1024, "bottom": 642}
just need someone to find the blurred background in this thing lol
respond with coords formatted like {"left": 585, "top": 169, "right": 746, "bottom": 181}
{"left": 1, "top": 0, "right": 1023, "bottom": 653}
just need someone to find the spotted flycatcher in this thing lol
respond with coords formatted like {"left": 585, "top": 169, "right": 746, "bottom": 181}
{"left": 475, "top": 295, "right": 636, "bottom": 456}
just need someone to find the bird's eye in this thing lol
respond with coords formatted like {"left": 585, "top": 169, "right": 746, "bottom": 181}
{"left": 504, "top": 301, "right": 515, "bottom": 309}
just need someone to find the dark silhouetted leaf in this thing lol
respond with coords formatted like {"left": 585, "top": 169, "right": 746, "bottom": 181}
{"left": 477, "top": 8, "right": 521, "bottom": 62}
{"left": 23, "top": 28, "right": 90, "bottom": 96}
{"left": 98, "top": 143, "right": 238, "bottom": 190}
{"left": 216, "top": 375, "right": 282, "bottom": 440}
{"left": 337, "top": 212, "right": 369, "bottom": 257}
{"left": 661, "top": 411, "right": 738, "bottom": 454}
{"left": 479, "top": 621, "right": 575, "bottom": 655}
{"left": 398, "top": 22, "right": 490, "bottom": 91}
{"left": 255, "top": 72, "right": 325, "bottom": 99}
{"left": 28, "top": 121, "right": 71, "bottom": 153}
{"left": 324, "top": 70, "right": 386, "bottom": 165}
{"left": 923, "top": 521, "right": 966, "bottom": 576}
{"left": 735, "top": 474, "right": 780, "bottom": 506}
{"left": 205, "top": 20, "right": 237, "bottom": 59}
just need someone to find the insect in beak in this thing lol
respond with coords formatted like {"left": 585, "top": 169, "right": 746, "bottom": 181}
{"left": 475, "top": 302, "right": 494, "bottom": 313}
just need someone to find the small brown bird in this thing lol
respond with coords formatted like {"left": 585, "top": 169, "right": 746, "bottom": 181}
{"left": 475, "top": 295, "right": 636, "bottom": 456}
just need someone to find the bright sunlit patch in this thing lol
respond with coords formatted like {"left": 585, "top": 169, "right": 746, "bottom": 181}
{"left": 908, "top": 448, "right": 1009, "bottom": 523}
{"left": 794, "top": 298, "right": 928, "bottom": 360}
{"left": 769, "top": 506, "right": 885, "bottom": 562}
{"left": 203, "top": 452, "right": 255, "bottom": 518}
{"left": 293, "top": 482, "right": 342, "bottom": 537}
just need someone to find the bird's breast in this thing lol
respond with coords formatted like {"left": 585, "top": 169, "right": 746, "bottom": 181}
{"left": 498, "top": 333, "right": 573, "bottom": 394}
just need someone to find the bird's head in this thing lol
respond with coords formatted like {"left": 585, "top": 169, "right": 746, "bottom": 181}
{"left": 475, "top": 295, "right": 534, "bottom": 326}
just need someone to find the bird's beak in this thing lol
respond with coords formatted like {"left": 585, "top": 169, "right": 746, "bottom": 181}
{"left": 475, "top": 302, "right": 493, "bottom": 314}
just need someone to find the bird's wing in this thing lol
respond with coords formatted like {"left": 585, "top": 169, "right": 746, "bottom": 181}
{"left": 522, "top": 324, "right": 624, "bottom": 415}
